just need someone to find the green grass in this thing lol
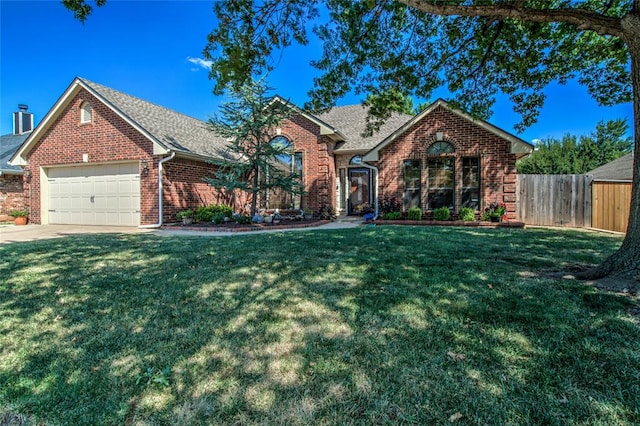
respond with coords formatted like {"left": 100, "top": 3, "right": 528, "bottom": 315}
{"left": 1, "top": 227, "right": 638, "bottom": 425}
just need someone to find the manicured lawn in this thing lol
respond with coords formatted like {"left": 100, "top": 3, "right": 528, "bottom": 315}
{"left": 1, "top": 227, "right": 638, "bottom": 425}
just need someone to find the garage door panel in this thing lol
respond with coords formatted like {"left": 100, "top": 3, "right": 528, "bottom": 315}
{"left": 47, "top": 163, "right": 140, "bottom": 226}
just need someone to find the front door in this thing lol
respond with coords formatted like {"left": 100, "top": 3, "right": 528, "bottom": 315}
{"left": 348, "top": 168, "right": 371, "bottom": 215}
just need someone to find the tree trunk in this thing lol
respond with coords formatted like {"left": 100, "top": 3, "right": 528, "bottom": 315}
{"left": 250, "top": 166, "right": 259, "bottom": 217}
{"left": 580, "top": 22, "right": 640, "bottom": 282}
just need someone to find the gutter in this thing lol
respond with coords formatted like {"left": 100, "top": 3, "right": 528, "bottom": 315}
{"left": 138, "top": 151, "right": 175, "bottom": 228}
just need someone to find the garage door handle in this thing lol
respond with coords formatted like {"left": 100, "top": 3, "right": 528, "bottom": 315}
{"left": 90, "top": 195, "right": 95, "bottom": 203}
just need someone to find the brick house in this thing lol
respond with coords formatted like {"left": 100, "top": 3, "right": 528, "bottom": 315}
{"left": 10, "top": 77, "right": 532, "bottom": 226}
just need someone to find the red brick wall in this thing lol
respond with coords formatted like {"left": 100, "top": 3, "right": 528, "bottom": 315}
{"left": 163, "top": 157, "right": 240, "bottom": 223}
{"left": 0, "top": 174, "right": 25, "bottom": 221}
{"left": 23, "top": 89, "right": 233, "bottom": 225}
{"left": 280, "top": 114, "right": 336, "bottom": 212}
{"left": 377, "top": 105, "right": 518, "bottom": 218}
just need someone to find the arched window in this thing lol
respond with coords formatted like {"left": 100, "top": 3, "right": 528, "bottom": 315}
{"left": 349, "top": 155, "right": 363, "bottom": 165}
{"left": 80, "top": 102, "right": 93, "bottom": 124}
{"left": 267, "top": 136, "right": 303, "bottom": 209}
{"left": 427, "top": 141, "right": 454, "bottom": 155}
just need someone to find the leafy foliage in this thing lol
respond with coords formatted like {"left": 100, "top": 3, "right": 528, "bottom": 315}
{"left": 458, "top": 207, "right": 476, "bottom": 221}
{"left": 378, "top": 195, "right": 402, "bottom": 214}
{"left": 381, "top": 211, "right": 401, "bottom": 220}
{"left": 408, "top": 207, "right": 422, "bottom": 220}
{"left": 432, "top": 206, "right": 450, "bottom": 221}
{"left": 61, "top": 0, "right": 106, "bottom": 23}
{"left": 517, "top": 119, "right": 633, "bottom": 174}
{"left": 203, "top": 0, "right": 631, "bottom": 131}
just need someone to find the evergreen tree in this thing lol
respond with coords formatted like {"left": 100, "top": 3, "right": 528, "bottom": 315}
{"left": 205, "top": 80, "right": 302, "bottom": 217}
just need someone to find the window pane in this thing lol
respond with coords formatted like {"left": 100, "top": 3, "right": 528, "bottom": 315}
{"left": 403, "top": 160, "right": 420, "bottom": 189}
{"left": 403, "top": 160, "right": 421, "bottom": 209}
{"left": 427, "top": 158, "right": 454, "bottom": 209}
{"left": 461, "top": 157, "right": 479, "bottom": 209}
{"left": 349, "top": 155, "right": 363, "bottom": 165}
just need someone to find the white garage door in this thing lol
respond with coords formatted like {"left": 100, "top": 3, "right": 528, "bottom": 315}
{"left": 47, "top": 163, "right": 140, "bottom": 226}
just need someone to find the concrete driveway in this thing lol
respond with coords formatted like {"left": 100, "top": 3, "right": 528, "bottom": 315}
{"left": 0, "top": 224, "right": 152, "bottom": 244}
{"left": 0, "top": 221, "right": 361, "bottom": 244}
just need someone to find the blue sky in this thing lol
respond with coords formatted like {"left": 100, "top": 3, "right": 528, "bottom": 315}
{"left": 0, "top": 0, "right": 633, "bottom": 142}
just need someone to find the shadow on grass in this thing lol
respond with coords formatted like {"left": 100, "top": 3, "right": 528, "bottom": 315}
{"left": 0, "top": 227, "right": 638, "bottom": 424}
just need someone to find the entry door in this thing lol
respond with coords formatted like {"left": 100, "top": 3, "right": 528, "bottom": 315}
{"left": 47, "top": 163, "right": 140, "bottom": 226}
{"left": 347, "top": 168, "right": 371, "bottom": 215}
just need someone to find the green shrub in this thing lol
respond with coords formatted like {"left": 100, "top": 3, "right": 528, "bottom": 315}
{"left": 176, "top": 209, "right": 193, "bottom": 220}
{"left": 212, "top": 212, "right": 226, "bottom": 225}
{"left": 236, "top": 214, "right": 251, "bottom": 225}
{"left": 194, "top": 204, "right": 233, "bottom": 222}
{"left": 195, "top": 206, "right": 214, "bottom": 223}
{"left": 210, "top": 204, "right": 233, "bottom": 217}
{"left": 458, "top": 207, "right": 476, "bottom": 221}
{"left": 433, "top": 207, "right": 451, "bottom": 221}
{"left": 381, "top": 211, "right": 401, "bottom": 220}
{"left": 407, "top": 207, "right": 422, "bottom": 221}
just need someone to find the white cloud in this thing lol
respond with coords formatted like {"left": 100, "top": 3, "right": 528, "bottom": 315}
{"left": 186, "top": 57, "right": 213, "bottom": 71}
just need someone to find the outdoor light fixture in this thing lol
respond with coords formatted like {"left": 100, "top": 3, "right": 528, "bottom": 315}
{"left": 24, "top": 169, "right": 32, "bottom": 181}
{"left": 436, "top": 131, "right": 444, "bottom": 141}
{"left": 141, "top": 160, "right": 149, "bottom": 176}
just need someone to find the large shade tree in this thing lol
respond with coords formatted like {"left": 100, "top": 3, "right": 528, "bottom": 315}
{"left": 63, "top": 0, "right": 638, "bottom": 283}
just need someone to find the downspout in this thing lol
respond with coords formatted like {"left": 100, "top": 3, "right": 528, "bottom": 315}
{"left": 361, "top": 163, "right": 380, "bottom": 219}
{"left": 138, "top": 151, "right": 175, "bottom": 228}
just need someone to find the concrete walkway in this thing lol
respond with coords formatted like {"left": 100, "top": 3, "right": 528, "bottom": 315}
{"left": 0, "top": 220, "right": 362, "bottom": 244}
{"left": 0, "top": 224, "right": 153, "bottom": 244}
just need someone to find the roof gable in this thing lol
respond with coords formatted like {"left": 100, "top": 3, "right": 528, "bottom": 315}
{"left": 11, "top": 77, "right": 229, "bottom": 165}
{"left": 362, "top": 99, "right": 533, "bottom": 162}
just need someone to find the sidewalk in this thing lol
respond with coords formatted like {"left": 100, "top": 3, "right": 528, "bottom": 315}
{"left": 0, "top": 219, "right": 363, "bottom": 244}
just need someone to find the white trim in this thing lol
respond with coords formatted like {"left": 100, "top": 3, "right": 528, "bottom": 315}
{"left": 80, "top": 101, "right": 93, "bottom": 124}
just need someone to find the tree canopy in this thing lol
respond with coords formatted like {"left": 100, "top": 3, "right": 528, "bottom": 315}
{"left": 203, "top": 0, "right": 631, "bottom": 132}
{"left": 517, "top": 119, "right": 633, "bottom": 174}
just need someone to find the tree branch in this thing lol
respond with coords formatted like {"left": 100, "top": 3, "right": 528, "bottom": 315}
{"left": 397, "top": 0, "right": 625, "bottom": 37}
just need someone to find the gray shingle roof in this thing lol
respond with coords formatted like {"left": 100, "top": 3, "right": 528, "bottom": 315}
{"left": 1, "top": 133, "right": 29, "bottom": 173}
{"left": 588, "top": 153, "right": 634, "bottom": 182}
{"left": 79, "top": 78, "right": 230, "bottom": 160}
{"left": 316, "top": 105, "right": 413, "bottom": 152}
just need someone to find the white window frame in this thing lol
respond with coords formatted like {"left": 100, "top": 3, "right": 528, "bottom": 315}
{"left": 80, "top": 102, "right": 93, "bottom": 124}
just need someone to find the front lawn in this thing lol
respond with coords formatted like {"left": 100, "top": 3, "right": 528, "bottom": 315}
{"left": 1, "top": 227, "right": 638, "bottom": 425}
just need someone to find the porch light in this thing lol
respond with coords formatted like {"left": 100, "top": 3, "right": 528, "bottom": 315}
{"left": 24, "top": 169, "right": 32, "bottom": 181}
{"left": 436, "top": 131, "right": 444, "bottom": 141}
{"left": 141, "top": 160, "right": 149, "bottom": 176}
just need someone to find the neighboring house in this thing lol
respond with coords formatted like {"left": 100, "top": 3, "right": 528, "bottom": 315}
{"left": 10, "top": 77, "right": 533, "bottom": 226}
{"left": 0, "top": 105, "right": 33, "bottom": 221}
{"left": 589, "top": 153, "right": 634, "bottom": 233}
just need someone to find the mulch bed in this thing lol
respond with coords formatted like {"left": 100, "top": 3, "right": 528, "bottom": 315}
{"left": 164, "top": 219, "right": 330, "bottom": 233}
{"left": 373, "top": 219, "right": 526, "bottom": 228}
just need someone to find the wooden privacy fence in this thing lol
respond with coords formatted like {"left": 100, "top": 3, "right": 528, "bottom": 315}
{"left": 591, "top": 181, "right": 632, "bottom": 233}
{"left": 516, "top": 174, "right": 592, "bottom": 228}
